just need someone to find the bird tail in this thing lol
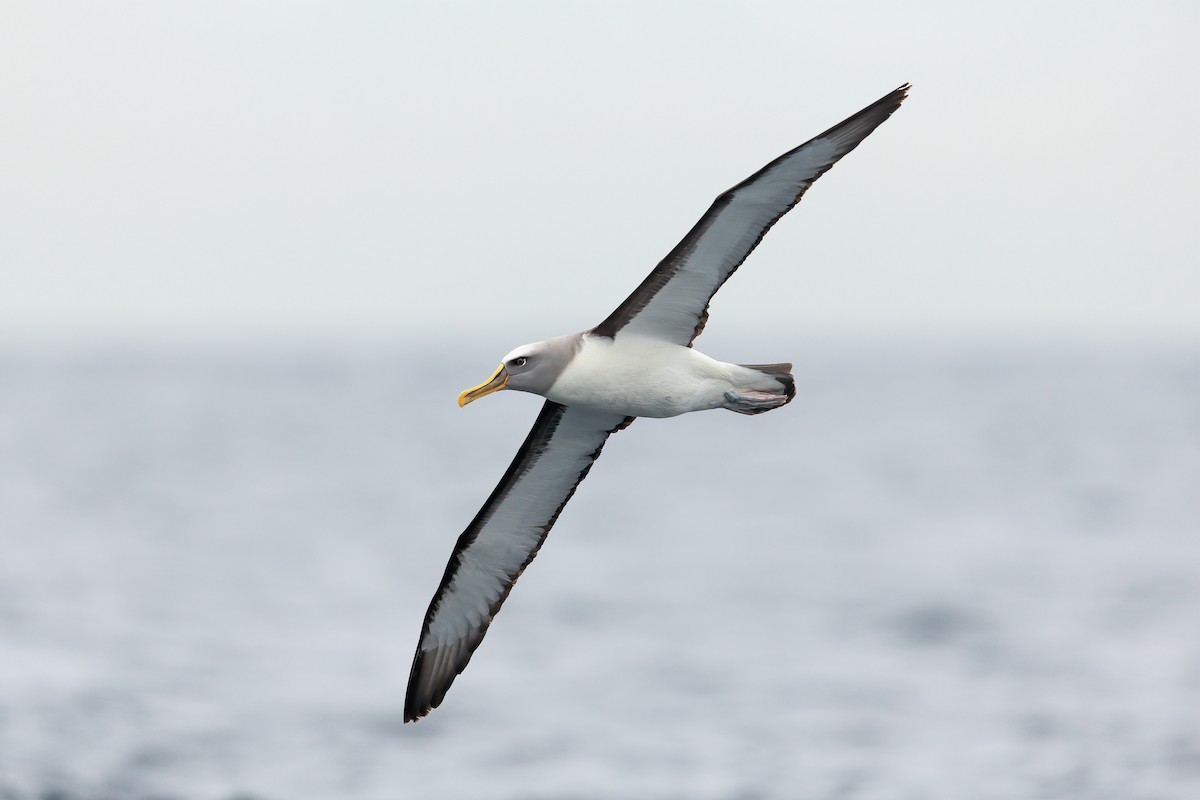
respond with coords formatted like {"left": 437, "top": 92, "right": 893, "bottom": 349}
{"left": 723, "top": 362, "right": 795, "bottom": 415}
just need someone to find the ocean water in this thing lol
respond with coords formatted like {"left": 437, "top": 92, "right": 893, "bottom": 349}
{"left": 1, "top": 344, "right": 1198, "bottom": 799}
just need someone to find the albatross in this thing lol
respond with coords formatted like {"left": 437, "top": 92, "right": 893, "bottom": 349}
{"left": 405, "top": 84, "right": 909, "bottom": 721}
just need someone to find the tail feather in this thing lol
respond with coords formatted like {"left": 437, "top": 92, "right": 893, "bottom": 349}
{"left": 738, "top": 362, "right": 795, "bottom": 402}
{"left": 724, "top": 362, "right": 795, "bottom": 414}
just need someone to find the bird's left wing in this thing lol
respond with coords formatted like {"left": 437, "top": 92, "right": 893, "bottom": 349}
{"left": 591, "top": 84, "right": 909, "bottom": 346}
{"left": 405, "top": 400, "right": 632, "bottom": 722}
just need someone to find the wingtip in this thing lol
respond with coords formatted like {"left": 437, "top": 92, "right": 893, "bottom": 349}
{"left": 404, "top": 621, "right": 494, "bottom": 723}
{"left": 874, "top": 82, "right": 912, "bottom": 111}
{"left": 403, "top": 678, "right": 442, "bottom": 724}
{"left": 404, "top": 643, "right": 451, "bottom": 723}
{"left": 403, "top": 676, "right": 432, "bottom": 722}
{"left": 882, "top": 82, "right": 912, "bottom": 108}
{"left": 403, "top": 679, "right": 429, "bottom": 724}
{"left": 403, "top": 682, "right": 441, "bottom": 722}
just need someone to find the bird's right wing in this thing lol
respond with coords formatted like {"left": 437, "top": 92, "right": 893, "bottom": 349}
{"left": 405, "top": 400, "right": 633, "bottom": 722}
{"left": 591, "top": 84, "right": 909, "bottom": 346}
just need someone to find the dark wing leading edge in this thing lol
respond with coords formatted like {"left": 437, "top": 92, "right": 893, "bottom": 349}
{"left": 404, "top": 401, "right": 632, "bottom": 722}
{"left": 591, "top": 84, "right": 909, "bottom": 346}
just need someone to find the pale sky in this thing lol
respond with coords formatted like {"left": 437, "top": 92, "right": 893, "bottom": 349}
{"left": 3, "top": 1, "right": 1198, "bottom": 349}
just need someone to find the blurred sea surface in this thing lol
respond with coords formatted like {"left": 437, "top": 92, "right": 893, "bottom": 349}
{"left": 1, "top": 343, "right": 1199, "bottom": 799}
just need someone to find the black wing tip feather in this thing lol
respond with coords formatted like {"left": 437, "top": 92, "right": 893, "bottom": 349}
{"left": 834, "top": 83, "right": 910, "bottom": 128}
{"left": 404, "top": 556, "right": 531, "bottom": 722}
{"left": 811, "top": 82, "right": 910, "bottom": 144}
{"left": 867, "top": 83, "right": 911, "bottom": 117}
{"left": 405, "top": 624, "right": 491, "bottom": 722}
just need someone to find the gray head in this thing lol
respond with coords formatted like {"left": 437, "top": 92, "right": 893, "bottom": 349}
{"left": 457, "top": 333, "right": 581, "bottom": 407}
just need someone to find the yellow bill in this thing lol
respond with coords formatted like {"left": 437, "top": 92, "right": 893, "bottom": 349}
{"left": 458, "top": 364, "right": 508, "bottom": 407}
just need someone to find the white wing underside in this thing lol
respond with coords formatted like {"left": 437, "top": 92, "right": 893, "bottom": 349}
{"left": 591, "top": 84, "right": 910, "bottom": 345}
{"left": 405, "top": 401, "right": 630, "bottom": 721}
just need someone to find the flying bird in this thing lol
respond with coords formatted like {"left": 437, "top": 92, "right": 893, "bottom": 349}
{"left": 405, "top": 84, "right": 910, "bottom": 721}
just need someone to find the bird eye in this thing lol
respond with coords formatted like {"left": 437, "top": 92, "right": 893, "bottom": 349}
{"left": 512, "top": 357, "right": 529, "bottom": 368}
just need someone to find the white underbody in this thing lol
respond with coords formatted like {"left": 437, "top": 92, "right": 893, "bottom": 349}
{"left": 546, "top": 334, "right": 782, "bottom": 418}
